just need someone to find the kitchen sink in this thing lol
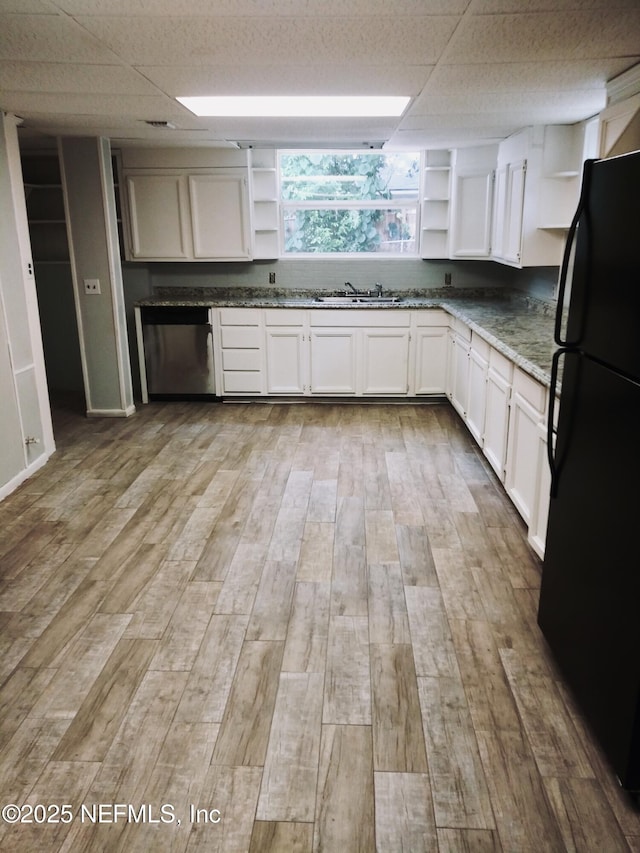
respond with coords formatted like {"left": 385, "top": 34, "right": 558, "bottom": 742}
{"left": 313, "top": 295, "right": 401, "bottom": 304}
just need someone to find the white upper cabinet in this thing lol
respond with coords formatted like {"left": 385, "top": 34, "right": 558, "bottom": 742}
{"left": 501, "top": 158, "right": 527, "bottom": 265}
{"left": 250, "top": 149, "right": 280, "bottom": 259}
{"left": 126, "top": 172, "right": 190, "bottom": 260}
{"left": 449, "top": 145, "right": 496, "bottom": 260}
{"left": 419, "top": 149, "right": 451, "bottom": 259}
{"left": 490, "top": 125, "right": 586, "bottom": 268}
{"left": 188, "top": 172, "right": 250, "bottom": 260}
{"left": 121, "top": 148, "right": 251, "bottom": 262}
{"left": 598, "top": 63, "right": 640, "bottom": 157}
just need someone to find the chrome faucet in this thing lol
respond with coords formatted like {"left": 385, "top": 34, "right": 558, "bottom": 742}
{"left": 345, "top": 281, "right": 358, "bottom": 294}
{"left": 375, "top": 282, "right": 383, "bottom": 297}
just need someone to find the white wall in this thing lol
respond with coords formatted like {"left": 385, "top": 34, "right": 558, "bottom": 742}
{"left": 59, "top": 137, "right": 135, "bottom": 417}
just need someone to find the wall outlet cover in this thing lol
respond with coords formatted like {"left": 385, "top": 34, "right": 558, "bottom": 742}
{"left": 84, "top": 278, "right": 101, "bottom": 294}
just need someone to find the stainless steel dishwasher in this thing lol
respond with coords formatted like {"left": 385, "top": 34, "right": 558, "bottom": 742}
{"left": 140, "top": 305, "right": 216, "bottom": 400}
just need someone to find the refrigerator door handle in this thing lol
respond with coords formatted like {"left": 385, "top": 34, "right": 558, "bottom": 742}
{"left": 554, "top": 159, "right": 596, "bottom": 347}
{"left": 547, "top": 347, "right": 572, "bottom": 497}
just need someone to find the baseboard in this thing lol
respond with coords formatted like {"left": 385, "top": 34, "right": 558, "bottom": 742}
{"left": 0, "top": 451, "right": 52, "bottom": 503}
{"left": 86, "top": 404, "right": 136, "bottom": 418}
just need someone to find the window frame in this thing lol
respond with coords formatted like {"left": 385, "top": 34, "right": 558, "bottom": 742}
{"left": 278, "top": 149, "right": 422, "bottom": 259}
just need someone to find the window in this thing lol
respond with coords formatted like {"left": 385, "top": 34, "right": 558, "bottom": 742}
{"left": 279, "top": 151, "right": 420, "bottom": 256}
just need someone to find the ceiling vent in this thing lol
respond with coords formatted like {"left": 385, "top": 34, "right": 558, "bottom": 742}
{"left": 144, "top": 120, "right": 177, "bottom": 129}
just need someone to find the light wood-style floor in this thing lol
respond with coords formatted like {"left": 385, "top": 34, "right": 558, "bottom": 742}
{"left": 1, "top": 396, "right": 639, "bottom": 852}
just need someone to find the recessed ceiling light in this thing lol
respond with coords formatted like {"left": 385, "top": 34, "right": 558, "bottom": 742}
{"left": 176, "top": 95, "right": 410, "bottom": 118}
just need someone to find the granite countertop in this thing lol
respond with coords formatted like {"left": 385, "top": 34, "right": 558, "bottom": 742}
{"left": 136, "top": 287, "right": 558, "bottom": 387}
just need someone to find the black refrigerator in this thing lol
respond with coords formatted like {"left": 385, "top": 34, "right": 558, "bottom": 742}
{"left": 538, "top": 150, "right": 640, "bottom": 792}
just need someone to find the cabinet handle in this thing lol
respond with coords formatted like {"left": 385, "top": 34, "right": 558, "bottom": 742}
{"left": 547, "top": 347, "right": 570, "bottom": 497}
{"left": 554, "top": 159, "right": 594, "bottom": 347}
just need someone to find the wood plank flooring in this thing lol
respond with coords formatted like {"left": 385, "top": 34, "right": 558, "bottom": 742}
{"left": 1, "top": 395, "right": 639, "bottom": 852}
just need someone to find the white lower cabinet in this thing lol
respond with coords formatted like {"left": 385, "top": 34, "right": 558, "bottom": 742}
{"left": 266, "top": 329, "right": 307, "bottom": 394}
{"left": 217, "top": 308, "right": 264, "bottom": 394}
{"left": 361, "top": 329, "right": 410, "bottom": 395}
{"left": 504, "top": 367, "right": 547, "bottom": 526}
{"left": 446, "top": 320, "right": 471, "bottom": 418}
{"left": 265, "top": 310, "right": 307, "bottom": 394}
{"left": 528, "top": 419, "right": 552, "bottom": 558}
{"left": 310, "top": 329, "right": 358, "bottom": 394}
{"left": 412, "top": 310, "right": 449, "bottom": 395}
{"left": 483, "top": 349, "right": 513, "bottom": 482}
{"left": 466, "top": 335, "right": 489, "bottom": 445}
{"left": 309, "top": 309, "right": 412, "bottom": 397}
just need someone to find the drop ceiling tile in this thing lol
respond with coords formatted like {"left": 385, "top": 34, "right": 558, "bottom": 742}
{"left": 20, "top": 113, "right": 217, "bottom": 133}
{"left": 56, "top": 0, "right": 468, "bottom": 16}
{"left": 469, "top": 0, "right": 639, "bottom": 12}
{"left": 0, "top": 0, "right": 52, "bottom": 12}
{"left": 0, "top": 91, "right": 182, "bottom": 118}
{"left": 75, "top": 15, "right": 459, "bottom": 66}
{"left": 425, "top": 59, "right": 632, "bottom": 94}
{"left": 0, "top": 61, "right": 159, "bottom": 94}
{"left": 0, "top": 13, "right": 120, "bottom": 63}
{"left": 140, "top": 65, "right": 433, "bottom": 97}
{"left": 387, "top": 127, "right": 517, "bottom": 148}
{"left": 442, "top": 10, "right": 640, "bottom": 63}
{"left": 409, "top": 89, "right": 606, "bottom": 121}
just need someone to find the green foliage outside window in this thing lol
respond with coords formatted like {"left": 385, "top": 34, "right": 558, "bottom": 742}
{"left": 280, "top": 152, "right": 419, "bottom": 254}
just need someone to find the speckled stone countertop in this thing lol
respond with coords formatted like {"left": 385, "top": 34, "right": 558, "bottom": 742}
{"left": 136, "top": 287, "right": 559, "bottom": 387}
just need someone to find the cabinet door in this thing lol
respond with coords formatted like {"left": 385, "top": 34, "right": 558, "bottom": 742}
{"left": 413, "top": 326, "right": 448, "bottom": 394}
{"left": 450, "top": 168, "right": 494, "bottom": 258}
{"left": 466, "top": 345, "right": 488, "bottom": 445}
{"left": 188, "top": 173, "right": 251, "bottom": 260}
{"left": 528, "top": 420, "right": 551, "bottom": 558}
{"left": 505, "top": 389, "right": 544, "bottom": 524}
{"left": 126, "top": 173, "right": 190, "bottom": 259}
{"left": 483, "top": 366, "right": 511, "bottom": 481}
{"left": 491, "top": 166, "right": 507, "bottom": 260}
{"left": 310, "top": 330, "right": 357, "bottom": 394}
{"left": 266, "top": 328, "right": 306, "bottom": 394}
{"left": 361, "top": 329, "right": 410, "bottom": 395}
{"left": 447, "top": 332, "right": 470, "bottom": 418}
{"left": 503, "top": 159, "right": 526, "bottom": 264}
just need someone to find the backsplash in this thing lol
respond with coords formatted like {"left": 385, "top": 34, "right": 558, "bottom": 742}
{"left": 123, "top": 257, "right": 559, "bottom": 301}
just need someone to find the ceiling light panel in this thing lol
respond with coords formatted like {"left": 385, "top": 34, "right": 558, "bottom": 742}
{"left": 176, "top": 95, "right": 411, "bottom": 117}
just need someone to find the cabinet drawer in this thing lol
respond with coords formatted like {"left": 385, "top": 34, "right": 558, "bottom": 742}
{"left": 222, "top": 371, "right": 262, "bottom": 393}
{"left": 513, "top": 367, "right": 546, "bottom": 414}
{"left": 221, "top": 326, "right": 262, "bottom": 348}
{"left": 470, "top": 333, "right": 490, "bottom": 361}
{"left": 413, "top": 309, "right": 448, "bottom": 327}
{"left": 450, "top": 316, "right": 472, "bottom": 339}
{"left": 222, "top": 349, "right": 262, "bottom": 371}
{"left": 489, "top": 347, "right": 513, "bottom": 381}
{"left": 310, "top": 309, "right": 411, "bottom": 327}
{"left": 219, "top": 308, "right": 261, "bottom": 325}
{"left": 264, "top": 309, "right": 306, "bottom": 326}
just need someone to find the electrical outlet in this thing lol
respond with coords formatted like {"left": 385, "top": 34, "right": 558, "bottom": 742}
{"left": 84, "top": 278, "right": 101, "bottom": 295}
{"left": 269, "top": 272, "right": 276, "bottom": 284}
{"left": 444, "top": 272, "right": 452, "bottom": 287}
